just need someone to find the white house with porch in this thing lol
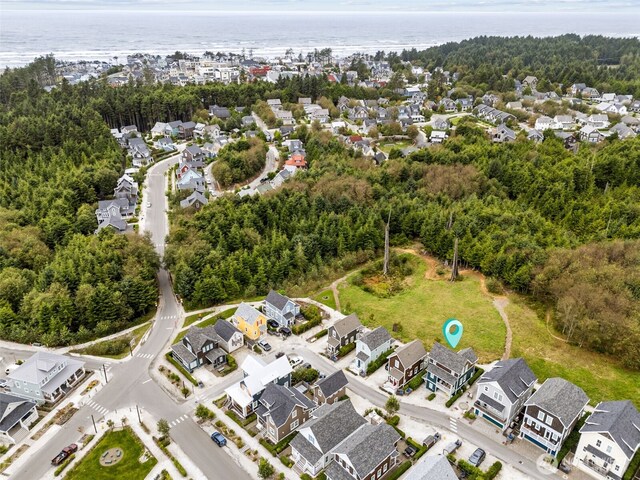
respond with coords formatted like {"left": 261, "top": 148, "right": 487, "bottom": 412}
{"left": 0, "top": 393, "right": 38, "bottom": 444}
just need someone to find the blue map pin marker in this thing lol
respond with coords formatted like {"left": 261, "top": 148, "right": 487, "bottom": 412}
{"left": 443, "top": 318, "right": 463, "bottom": 349}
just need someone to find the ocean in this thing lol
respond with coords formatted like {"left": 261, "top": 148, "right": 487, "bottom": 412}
{"left": 1, "top": 10, "right": 639, "bottom": 68}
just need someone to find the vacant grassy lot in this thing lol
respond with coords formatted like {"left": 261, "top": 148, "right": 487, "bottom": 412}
{"left": 72, "top": 323, "right": 152, "bottom": 359}
{"left": 174, "top": 308, "right": 236, "bottom": 342}
{"left": 338, "top": 254, "right": 505, "bottom": 363}
{"left": 312, "top": 289, "right": 337, "bottom": 310}
{"left": 65, "top": 427, "right": 156, "bottom": 480}
{"left": 507, "top": 296, "right": 640, "bottom": 407}
{"left": 378, "top": 141, "right": 412, "bottom": 154}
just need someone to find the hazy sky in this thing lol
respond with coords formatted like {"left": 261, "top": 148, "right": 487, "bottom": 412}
{"left": 3, "top": 0, "right": 639, "bottom": 11}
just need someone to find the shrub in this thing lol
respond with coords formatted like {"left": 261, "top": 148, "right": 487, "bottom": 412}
{"left": 485, "top": 461, "right": 503, "bottom": 480}
{"left": 385, "top": 396, "right": 400, "bottom": 415}
{"left": 164, "top": 353, "right": 198, "bottom": 386}
{"left": 624, "top": 449, "right": 640, "bottom": 480}
{"left": 292, "top": 316, "right": 322, "bottom": 335}
{"left": 557, "top": 412, "right": 589, "bottom": 463}
{"left": 253, "top": 345, "right": 262, "bottom": 354}
{"left": 292, "top": 367, "right": 319, "bottom": 385}
{"left": 337, "top": 342, "right": 356, "bottom": 357}
{"left": 259, "top": 432, "right": 297, "bottom": 456}
{"left": 427, "top": 393, "right": 436, "bottom": 401}
{"left": 337, "top": 394, "right": 349, "bottom": 401}
{"left": 386, "top": 460, "right": 412, "bottom": 480}
{"left": 53, "top": 453, "right": 75, "bottom": 476}
{"left": 366, "top": 348, "right": 394, "bottom": 375}
{"left": 279, "top": 455, "right": 293, "bottom": 468}
{"left": 314, "top": 329, "right": 328, "bottom": 339}
{"left": 468, "top": 367, "right": 485, "bottom": 386}
{"left": 258, "top": 457, "right": 275, "bottom": 479}
{"left": 445, "top": 388, "right": 466, "bottom": 408}
{"left": 387, "top": 415, "right": 400, "bottom": 426}
{"left": 301, "top": 304, "right": 322, "bottom": 323}
{"left": 226, "top": 410, "right": 256, "bottom": 428}
{"left": 195, "top": 404, "right": 215, "bottom": 421}
{"left": 172, "top": 458, "right": 187, "bottom": 477}
{"left": 486, "top": 278, "right": 504, "bottom": 295}
{"left": 463, "top": 410, "right": 477, "bottom": 420}
{"left": 406, "top": 371, "right": 426, "bottom": 390}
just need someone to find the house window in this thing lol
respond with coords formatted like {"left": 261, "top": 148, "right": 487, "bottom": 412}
{"left": 291, "top": 420, "right": 299, "bottom": 429}
{"left": 606, "top": 445, "right": 612, "bottom": 454}
{"left": 395, "top": 360, "right": 399, "bottom": 368}
{"left": 378, "top": 467, "right": 382, "bottom": 477}
{"left": 615, "top": 466, "right": 620, "bottom": 471}
{"left": 544, "top": 415, "right": 553, "bottom": 426}
{"left": 292, "top": 410, "right": 297, "bottom": 418}
{"left": 596, "top": 440, "right": 602, "bottom": 447}
{"left": 383, "top": 464, "right": 388, "bottom": 473}
{"left": 484, "top": 386, "right": 488, "bottom": 392}
{"left": 537, "top": 411, "right": 545, "bottom": 421}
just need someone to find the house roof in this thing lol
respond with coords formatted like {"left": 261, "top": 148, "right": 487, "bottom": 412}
{"left": 233, "top": 302, "right": 263, "bottom": 326}
{"left": 227, "top": 355, "right": 292, "bottom": 407}
{"left": 478, "top": 393, "right": 505, "bottom": 413}
{"left": 171, "top": 342, "right": 197, "bottom": 364}
{"left": 580, "top": 400, "right": 640, "bottom": 460}
{"left": 394, "top": 340, "right": 428, "bottom": 368}
{"left": 256, "top": 383, "right": 315, "bottom": 428}
{"left": 290, "top": 400, "right": 366, "bottom": 456}
{"left": 332, "top": 423, "right": 400, "bottom": 478}
{"left": 525, "top": 378, "right": 589, "bottom": 428}
{"left": 182, "top": 325, "right": 220, "bottom": 352}
{"left": 265, "top": 290, "right": 292, "bottom": 311}
{"left": 180, "top": 191, "right": 208, "bottom": 209}
{"left": 359, "top": 327, "right": 392, "bottom": 351}
{"left": 213, "top": 319, "right": 241, "bottom": 343}
{"left": 315, "top": 370, "right": 348, "bottom": 399}
{"left": 478, "top": 358, "right": 536, "bottom": 403}
{"left": 0, "top": 393, "right": 36, "bottom": 433}
{"left": 8, "top": 352, "right": 84, "bottom": 386}
{"left": 429, "top": 342, "right": 477, "bottom": 375}
{"left": 332, "top": 314, "right": 362, "bottom": 338}
{"left": 403, "top": 454, "right": 458, "bottom": 480}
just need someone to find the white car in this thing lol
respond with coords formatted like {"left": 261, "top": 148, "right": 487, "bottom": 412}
{"left": 288, "top": 354, "right": 303, "bottom": 368}
{"left": 146, "top": 201, "right": 151, "bottom": 208}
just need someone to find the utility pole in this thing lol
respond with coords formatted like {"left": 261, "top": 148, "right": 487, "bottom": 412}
{"left": 450, "top": 237, "right": 459, "bottom": 282}
{"left": 383, "top": 209, "right": 391, "bottom": 276}
{"left": 91, "top": 414, "right": 98, "bottom": 434}
{"left": 102, "top": 364, "right": 108, "bottom": 383}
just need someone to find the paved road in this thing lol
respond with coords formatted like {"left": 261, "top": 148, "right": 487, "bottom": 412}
{"left": 9, "top": 152, "right": 250, "bottom": 480}
{"left": 246, "top": 145, "right": 279, "bottom": 191}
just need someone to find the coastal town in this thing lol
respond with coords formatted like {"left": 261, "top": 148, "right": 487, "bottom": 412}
{"left": 1, "top": 36, "right": 640, "bottom": 480}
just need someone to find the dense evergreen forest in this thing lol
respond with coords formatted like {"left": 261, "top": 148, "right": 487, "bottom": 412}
{"left": 0, "top": 60, "right": 159, "bottom": 346}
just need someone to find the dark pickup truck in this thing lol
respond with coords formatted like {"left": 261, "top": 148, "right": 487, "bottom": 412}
{"left": 51, "top": 443, "right": 78, "bottom": 466}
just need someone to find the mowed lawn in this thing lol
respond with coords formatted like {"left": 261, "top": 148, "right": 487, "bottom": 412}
{"left": 507, "top": 296, "right": 640, "bottom": 408}
{"left": 65, "top": 427, "right": 156, "bottom": 480}
{"left": 312, "top": 289, "right": 337, "bottom": 310}
{"left": 338, "top": 255, "right": 505, "bottom": 363}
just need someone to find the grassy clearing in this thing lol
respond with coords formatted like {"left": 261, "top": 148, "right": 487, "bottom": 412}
{"left": 72, "top": 323, "right": 152, "bottom": 359}
{"left": 378, "top": 141, "right": 411, "bottom": 154}
{"left": 174, "top": 308, "right": 236, "bottom": 343}
{"left": 507, "top": 296, "right": 640, "bottom": 407}
{"left": 311, "top": 289, "right": 337, "bottom": 310}
{"left": 65, "top": 427, "right": 156, "bottom": 480}
{"left": 338, "top": 254, "right": 505, "bottom": 362}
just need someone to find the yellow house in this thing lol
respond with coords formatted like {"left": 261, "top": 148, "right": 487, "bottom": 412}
{"left": 232, "top": 302, "right": 267, "bottom": 341}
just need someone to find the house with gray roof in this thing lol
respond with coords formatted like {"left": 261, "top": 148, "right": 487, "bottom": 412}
{"left": 609, "top": 123, "right": 637, "bottom": 140}
{"left": 520, "top": 378, "right": 589, "bottom": 457}
{"left": 474, "top": 358, "right": 537, "bottom": 431}
{"left": 95, "top": 198, "right": 131, "bottom": 233}
{"left": 574, "top": 400, "right": 640, "bottom": 480}
{"left": 326, "top": 314, "right": 363, "bottom": 357}
{"left": 386, "top": 340, "right": 428, "bottom": 391}
{"left": 264, "top": 290, "right": 300, "bottom": 329}
{"left": 179, "top": 191, "right": 208, "bottom": 210}
{"left": 325, "top": 423, "right": 400, "bottom": 480}
{"left": 426, "top": 342, "right": 477, "bottom": 398}
{"left": 256, "top": 383, "right": 316, "bottom": 444}
{"left": 290, "top": 400, "right": 367, "bottom": 476}
{"left": 351, "top": 327, "right": 393, "bottom": 376}
{"left": 209, "top": 105, "right": 231, "bottom": 119}
{"left": 0, "top": 393, "right": 38, "bottom": 444}
{"left": 493, "top": 124, "right": 516, "bottom": 143}
{"left": 403, "top": 454, "right": 458, "bottom": 480}
{"left": 7, "top": 352, "right": 85, "bottom": 405}
{"left": 170, "top": 322, "right": 238, "bottom": 373}
{"left": 312, "top": 371, "right": 349, "bottom": 406}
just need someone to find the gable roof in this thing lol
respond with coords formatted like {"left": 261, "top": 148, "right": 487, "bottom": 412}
{"left": 213, "top": 319, "right": 241, "bottom": 342}
{"left": 580, "top": 400, "right": 640, "bottom": 460}
{"left": 478, "top": 358, "right": 536, "bottom": 403}
{"left": 331, "top": 423, "right": 400, "bottom": 478}
{"left": 393, "top": 339, "right": 427, "bottom": 368}
{"left": 265, "top": 290, "right": 293, "bottom": 311}
{"left": 429, "top": 342, "right": 477, "bottom": 375}
{"left": 315, "top": 370, "right": 348, "bottom": 399}
{"left": 291, "top": 400, "right": 366, "bottom": 456}
{"left": 359, "top": 327, "right": 392, "bottom": 351}
{"left": 332, "top": 314, "right": 362, "bottom": 338}
{"left": 233, "top": 302, "right": 263, "bottom": 326}
{"left": 403, "top": 454, "right": 458, "bottom": 480}
{"left": 0, "top": 393, "right": 36, "bottom": 432}
{"left": 257, "top": 383, "right": 315, "bottom": 428}
{"left": 8, "top": 352, "right": 84, "bottom": 385}
{"left": 525, "top": 378, "right": 589, "bottom": 428}
{"left": 182, "top": 324, "right": 219, "bottom": 352}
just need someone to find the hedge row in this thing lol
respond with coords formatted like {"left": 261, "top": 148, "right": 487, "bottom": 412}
{"left": 386, "top": 461, "right": 412, "bottom": 480}
{"left": 165, "top": 352, "right": 199, "bottom": 386}
{"left": 337, "top": 342, "right": 356, "bottom": 358}
{"left": 259, "top": 432, "right": 297, "bottom": 457}
{"left": 366, "top": 348, "right": 394, "bottom": 375}
{"left": 557, "top": 412, "right": 589, "bottom": 463}
{"left": 293, "top": 317, "right": 322, "bottom": 335}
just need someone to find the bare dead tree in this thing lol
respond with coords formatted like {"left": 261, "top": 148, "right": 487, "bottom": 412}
{"left": 383, "top": 209, "right": 391, "bottom": 276}
{"left": 450, "top": 237, "right": 459, "bottom": 282}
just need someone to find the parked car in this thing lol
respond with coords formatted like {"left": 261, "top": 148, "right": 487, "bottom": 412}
{"left": 0, "top": 379, "right": 7, "bottom": 389}
{"left": 404, "top": 445, "right": 417, "bottom": 457}
{"left": 275, "top": 352, "right": 285, "bottom": 359}
{"left": 443, "top": 439, "right": 462, "bottom": 455}
{"left": 558, "top": 461, "right": 572, "bottom": 474}
{"left": 302, "top": 363, "right": 312, "bottom": 370}
{"left": 422, "top": 432, "right": 441, "bottom": 449}
{"left": 211, "top": 432, "right": 227, "bottom": 447}
{"left": 258, "top": 340, "right": 272, "bottom": 352}
{"left": 266, "top": 328, "right": 280, "bottom": 337}
{"left": 147, "top": 202, "right": 151, "bottom": 207}
{"left": 51, "top": 444, "right": 78, "bottom": 465}
{"left": 267, "top": 319, "right": 279, "bottom": 330}
{"left": 279, "top": 326, "right": 292, "bottom": 337}
{"left": 288, "top": 354, "right": 303, "bottom": 368}
{"left": 468, "top": 448, "right": 486, "bottom": 467}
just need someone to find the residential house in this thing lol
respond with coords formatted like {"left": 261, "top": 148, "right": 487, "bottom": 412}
{"left": 114, "top": 174, "right": 138, "bottom": 205}
{"left": 555, "top": 131, "right": 579, "bottom": 152}
{"left": 432, "top": 117, "right": 451, "bottom": 130}
{"left": 8, "top": 352, "right": 85, "bottom": 405}
{"left": 231, "top": 302, "right": 267, "bottom": 341}
{"left": 570, "top": 83, "right": 587, "bottom": 96}
{"left": 474, "top": 104, "right": 515, "bottom": 124}
{"left": 0, "top": 393, "right": 38, "bottom": 444}
{"left": 176, "top": 168, "right": 205, "bottom": 192}
{"left": 179, "top": 191, "right": 208, "bottom": 209}
{"left": 474, "top": 358, "right": 537, "bottom": 431}
{"left": 154, "top": 136, "right": 175, "bottom": 151}
{"left": 528, "top": 129, "right": 544, "bottom": 143}
{"left": 290, "top": 400, "right": 367, "bottom": 476}
{"left": 505, "top": 101, "right": 523, "bottom": 110}
{"left": 128, "top": 137, "right": 153, "bottom": 167}
{"left": 182, "top": 145, "right": 206, "bottom": 167}
{"left": 312, "top": 371, "right": 349, "bottom": 406}
{"left": 165, "top": 120, "right": 183, "bottom": 137}
{"left": 241, "top": 116, "right": 255, "bottom": 128}
{"left": 326, "top": 314, "right": 363, "bottom": 357}
{"left": 493, "top": 124, "right": 516, "bottom": 143}
{"left": 520, "top": 378, "right": 589, "bottom": 457}
{"left": 621, "top": 115, "right": 640, "bottom": 132}
{"left": 298, "top": 97, "right": 312, "bottom": 105}
{"left": 195, "top": 124, "right": 221, "bottom": 140}
{"left": 351, "top": 327, "right": 393, "bottom": 376}
{"left": 275, "top": 110, "right": 295, "bottom": 126}
{"left": 212, "top": 319, "right": 244, "bottom": 353}
{"left": 209, "top": 105, "right": 231, "bottom": 120}
{"left": 426, "top": 342, "right": 477, "bottom": 398}
{"left": 456, "top": 97, "right": 474, "bottom": 111}
{"left": 630, "top": 100, "right": 640, "bottom": 113}
{"left": 535, "top": 115, "right": 560, "bottom": 131}
{"left": 580, "top": 125, "right": 606, "bottom": 143}
{"left": 596, "top": 102, "right": 627, "bottom": 116}
{"left": 285, "top": 152, "right": 307, "bottom": 173}
{"left": 430, "top": 130, "right": 448, "bottom": 144}
{"left": 325, "top": 423, "right": 400, "bottom": 480}
{"left": 225, "top": 355, "right": 292, "bottom": 418}
{"left": 151, "top": 121, "right": 168, "bottom": 136}
{"left": 170, "top": 324, "right": 229, "bottom": 372}
{"left": 267, "top": 99, "right": 282, "bottom": 109}
{"left": 574, "top": 400, "right": 640, "bottom": 480}
{"left": 609, "top": 123, "right": 637, "bottom": 140}
{"left": 386, "top": 340, "right": 428, "bottom": 390}
{"left": 95, "top": 198, "right": 131, "bottom": 232}
{"left": 270, "top": 169, "right": 292, "bottom": 189}
{"left": 522, "top": 76, "right": 538, "bottom": 90}
{"left": 264, "top": 290, "right": 300, "bottom": 329}
{"left": 178, "top": 121, "right": 196, "bottom": 139}
{"left": 121, "top": 124, "right": 138, "bottom": 135}
{"left": 256, "top": 383, "right": 316, "bottom": 444}
{"left": 554, "top": 115, "right": 576, "bottom": 130}
{"left": 404, "top": 454, "right": 458, "bottom": 480}
{"left": 438, "top": 98, "right": 457, "bottom": 113}
{"left": 582, "top": 87, "right": 600, "bottom": 99}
